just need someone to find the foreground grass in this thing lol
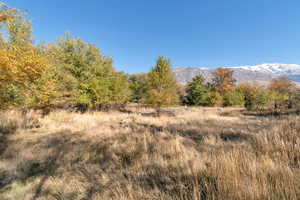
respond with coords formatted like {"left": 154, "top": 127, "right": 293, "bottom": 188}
{"left": 0, "top": 107, "right": 299, "bottom": 200}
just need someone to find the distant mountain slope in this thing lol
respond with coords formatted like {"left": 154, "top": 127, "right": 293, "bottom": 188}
{"left": 173, "top": 63, "right": 300, "bottom": 85}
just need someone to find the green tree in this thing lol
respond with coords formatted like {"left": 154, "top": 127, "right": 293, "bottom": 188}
{"left": 207, "top": 91, "right": 223, "bottom": 107}
{"left": 269, "top": 77, "right": 297, "bottom": 109}
{"left": 110, "top": 72, "right": 131, "bottom": 106}
{"left": 145, "top": 56, "right": 179, "bottom": 114}
{"left": 223, "top": 90, "right": 245, "bottom": 107}
{"left": 184, "top": 75, "right": 210, "bottom": 106}
{"left": 24, "top": 63, "right": 60, "bottom": 108}
{"left": 237, "top": 83, "right": 269, "bottom": 110}
{"left": 49, "top": 34, "right": 130, "bottom": 109}
{"left": 129, "top": 74, "right": 147, "bottom": 103}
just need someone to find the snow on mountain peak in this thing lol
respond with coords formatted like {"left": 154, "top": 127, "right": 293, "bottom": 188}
{"left": 174, "top": 63, "right": 300, "bottom": 84}
{"left": 226, "top": 63, "right": 300, "bottom": 75}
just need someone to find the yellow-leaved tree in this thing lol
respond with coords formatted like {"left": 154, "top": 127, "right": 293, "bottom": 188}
{"left": 269, "top": 77, "right": 297, "bottom": 109}
{"left": 0, "top": 3, "right": 58, "bottom": 109}
{"left": 47, "top": 34, "right": 131, "bottom": 110}
{"left": 145, "top": 56, "right": 179, "bottom": 115}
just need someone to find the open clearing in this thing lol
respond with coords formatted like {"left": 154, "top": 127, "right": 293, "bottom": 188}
{"left": 0, "top": 107, "right": 299, "bottom": 200}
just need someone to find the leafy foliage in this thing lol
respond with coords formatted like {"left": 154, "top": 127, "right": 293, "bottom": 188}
{"left": 269, "top": 77, "right": 297, "bottom": 109}
{"left": 49, "top": 35, "right": 131, "bottom": 108}
{"left": 184, "top": 75, "right": 210, "bottom": 106}
{"left": 0, "top": 4, "right": 54, "bottom": 109}
{"left": 212, "top": 68, "right": 236, "bottom": 95}
{"left": 1, "top": 3, "right": 299, "bottom": 113}
{"left": 129, "top": 74, "right": 147, "bottom": 103}
{"left": 0, "top": 4, "right": 130, "bottom": 111}
{"left": 145, "top": 56, "right": 179, "bottom": 108}
{"left": 207, "top": 91, "right": 223, "bottom": 107}
{"left": 237, "top": 83, "right": 269, "bottom": 110}
{"left": 223, "top": 90, "right": 245, "bottom": 107}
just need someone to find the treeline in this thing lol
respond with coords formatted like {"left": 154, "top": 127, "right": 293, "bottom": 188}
{"left": 0, "top": 4, "right": 131, "bottom": 110}
{"left": 181, "top": 70, "right": 300, "bottom": 111}
{"left": 129, "top": 67, "right": 300, "bottom": 111}
{"left": 1, "top": 4, "right": 300, "bottom": 112}
{"left": 0, "top": 4, "right": 179, "bottom": 111}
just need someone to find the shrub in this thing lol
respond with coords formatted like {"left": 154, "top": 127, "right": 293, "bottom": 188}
{"left": 237, "top": 83, "right": 270, "bottom": 110}
{"left": 223, "top": 90, "right": 245, "bottom": 107}
{"left": 207, "top": 91, "right": 223, "bottom": 107}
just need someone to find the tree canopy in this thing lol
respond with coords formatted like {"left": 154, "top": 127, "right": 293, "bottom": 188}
{"left": 145, "top": 56, "right": 179, "bottom": 109}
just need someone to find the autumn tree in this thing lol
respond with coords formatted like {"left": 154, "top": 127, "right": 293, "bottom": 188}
{"left": 212, "top": 68, "right": 236, "bottom": 95}
{"left": 0, "top": 3, "right": 55, "bottom": 109}
{"left": 109, "top": 72, "right": 131, "bottom": 107}
{"left": 49, "top": 34, "right": 130, "bottom": 109}
{"left": 207, "top": 91, "right": 223, "bottom": 107}
{"left": 223, "top": 89, "right": 245, "bottom": 107}
{"left": 0, "top": 4, "right": 131, "bottom": 111}
{"left": 269, "top": 77, "right": 297, "bottom": 109}
{"left": 145, "top": 56, "right": 179, "bottom": 114}
{"left": 237, "top": 83, "right": 269, "bottom": 110}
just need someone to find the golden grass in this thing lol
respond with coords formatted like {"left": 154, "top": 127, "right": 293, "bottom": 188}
{"left": 0, "top": 107, "right": 299, "bottom": 200}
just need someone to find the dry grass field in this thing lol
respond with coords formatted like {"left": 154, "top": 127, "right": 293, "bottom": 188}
{"left": 0, "top": 107, "right": 299, "bottom": 200}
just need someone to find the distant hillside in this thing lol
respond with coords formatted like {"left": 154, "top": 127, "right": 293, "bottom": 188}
{"left": 173, "top": 63, "right": 300, "bottom": 85}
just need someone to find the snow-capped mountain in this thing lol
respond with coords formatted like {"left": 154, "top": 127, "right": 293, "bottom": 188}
{"left": 228, "top": 63, "right": 300, "bottom": 76}
{"left": 173, "top": 63, "right": 300, "bottom": 84}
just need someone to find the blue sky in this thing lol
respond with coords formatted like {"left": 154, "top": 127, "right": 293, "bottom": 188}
{"left": 4, "top": 0, "right": 300, "bottom": 73}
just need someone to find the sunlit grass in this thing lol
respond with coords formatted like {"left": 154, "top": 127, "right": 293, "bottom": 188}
{"left": 0, "top": 107, "right": 299, "bottom": 200}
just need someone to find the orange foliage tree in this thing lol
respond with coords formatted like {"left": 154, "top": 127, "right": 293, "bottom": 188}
{"left": 212, "top": 68, "right": 236, "bottom": 95}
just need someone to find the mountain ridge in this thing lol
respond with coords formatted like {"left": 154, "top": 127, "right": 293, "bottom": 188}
{"left": 173, "top": 63, "right": 300, "bottom": 84}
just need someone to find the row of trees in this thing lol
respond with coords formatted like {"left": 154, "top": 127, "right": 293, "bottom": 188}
{"left": 0, "top": 4, "right": 132, "bottom": 110}
{"left": 0, "top": 4, "right": 181, "bottom": 111}
{"left": 183, "top": 71, "right": 300, "bottom": 110}
{"left": 129, "top": 65, "right": 300, "bottom": 111}
{"left": 1, "top": 4, "right": 300, "bottom": 112}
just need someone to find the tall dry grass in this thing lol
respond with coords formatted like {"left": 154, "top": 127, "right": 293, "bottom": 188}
{"left": 0, "top": 107, "right": 299, "bottom": 200}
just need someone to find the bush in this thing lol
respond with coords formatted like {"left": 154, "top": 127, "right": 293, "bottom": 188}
{"left": 223, "top": 90, "right": 245, "bottom": 107}
{"left": 237, "top": 83, "right": 270, "bottom": 110}
{"left": 207, "top": 92, "right": 223, "bottom": 107}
